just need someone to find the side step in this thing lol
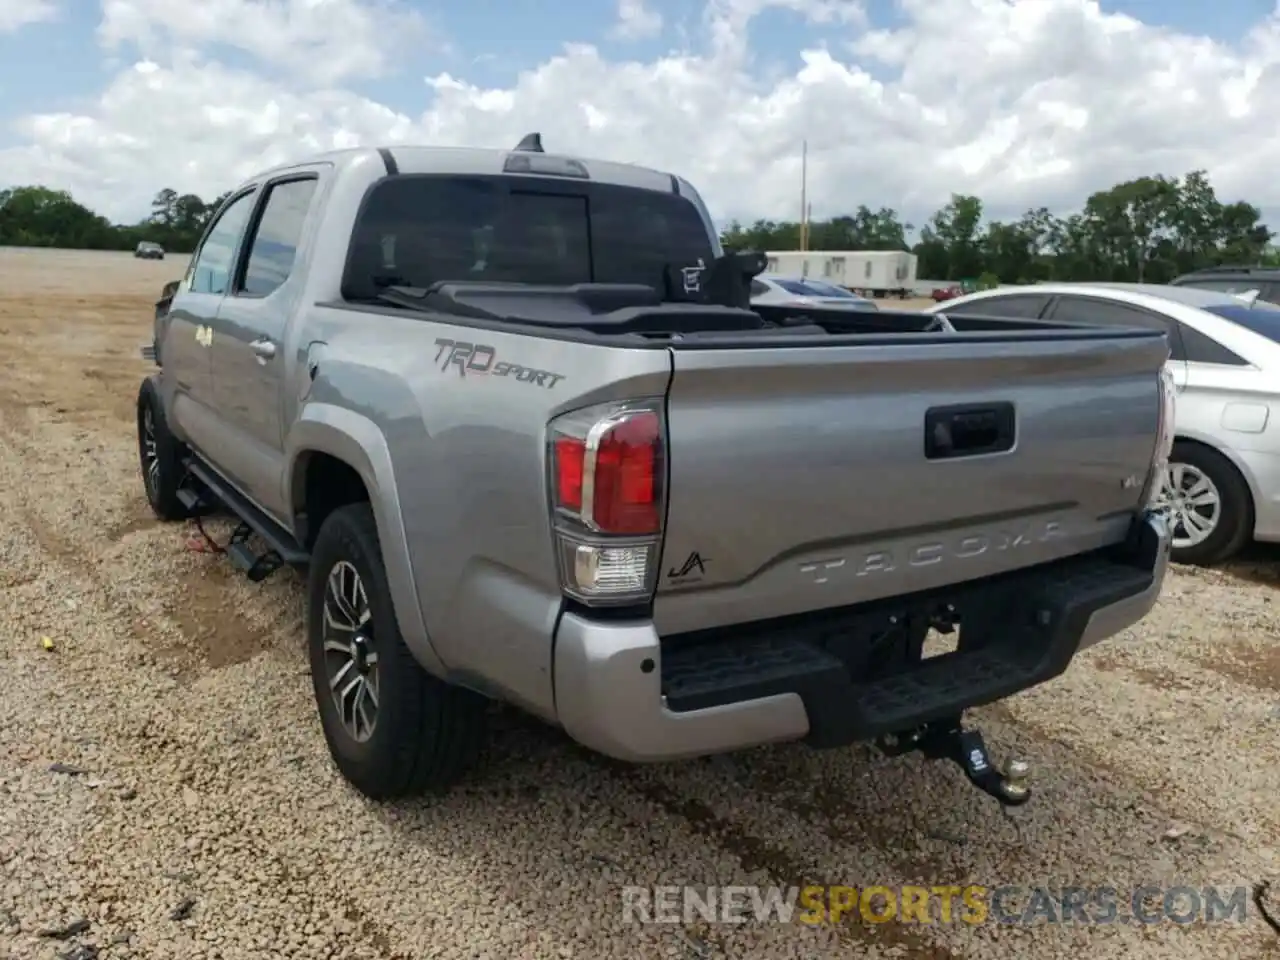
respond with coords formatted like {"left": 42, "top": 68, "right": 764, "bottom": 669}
{"left": 181, "top": 458, "right": 309, "bottom": 580}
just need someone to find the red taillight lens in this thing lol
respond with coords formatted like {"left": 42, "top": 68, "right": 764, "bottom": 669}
{"left": 548, "top": 400, "right": 665, "bottom": 604}
{"left": 554, "top": 436, "right": 585, "bottom": 511}
{"left": 550, "top": 407, "right": 662, "bottom": 536}
{"left": 592, "top": 412, "right": 660, "bottom": 534}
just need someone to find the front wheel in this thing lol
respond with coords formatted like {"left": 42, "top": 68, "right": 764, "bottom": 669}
{"left": 136, "top": 378, "right": 192, "bottom": 521}
{"left": 307, "top": 502, "right": 488, "bottom": 799}
{"left": 1156, "top": 441, "right": 1253, "bottom": 566}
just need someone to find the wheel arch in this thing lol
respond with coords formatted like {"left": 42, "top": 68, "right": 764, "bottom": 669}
{"left": 286, "top": 405, "right": 447, "bottom": 678}
{"left": 1171, "top": 431, "right": 1260, "bottom": 533}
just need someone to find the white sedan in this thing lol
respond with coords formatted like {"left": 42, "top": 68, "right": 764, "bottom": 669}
{"left": 926, "top": 282, "right": 1280, "bottom": 566}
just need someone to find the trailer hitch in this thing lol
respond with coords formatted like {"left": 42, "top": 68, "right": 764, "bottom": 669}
{"left": 876, "top": 716, "right": 1031, "bottom": 807}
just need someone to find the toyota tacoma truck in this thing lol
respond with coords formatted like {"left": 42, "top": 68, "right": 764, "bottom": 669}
{"left": 136, "top": 134, "right": 1175, "bottom": 805}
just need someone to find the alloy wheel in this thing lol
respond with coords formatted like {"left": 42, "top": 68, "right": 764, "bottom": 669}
{"left": 1155, "top": 462, "right": 1222, "bottom": 549}
{"left": 141, "top": 406, "right": 160, "bottom": 499}
{"left": 322, "top": 560, "right": 379, "bottom": 743}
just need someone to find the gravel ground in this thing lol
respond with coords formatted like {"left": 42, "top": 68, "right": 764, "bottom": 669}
{"left": 2, "top": 247, "right": 1280, "bottom": 960}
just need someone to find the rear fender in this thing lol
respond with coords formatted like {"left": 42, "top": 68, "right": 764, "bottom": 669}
{"left": 285, "top": 403, "right": 447, "bottom": 679}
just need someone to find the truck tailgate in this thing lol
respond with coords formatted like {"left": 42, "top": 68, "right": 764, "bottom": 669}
{"left": 654, "top": 331, "right": 1168, "bottom": 636}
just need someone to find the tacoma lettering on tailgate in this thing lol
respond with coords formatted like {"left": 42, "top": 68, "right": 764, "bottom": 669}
{"left": 433, "top": 338, "right": 565, "bottom": 388}
{"left": 799, "top": 520, "right": 1066, "bottom": 584}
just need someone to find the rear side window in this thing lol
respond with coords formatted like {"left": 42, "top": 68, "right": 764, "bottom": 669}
{"left": 1046, "top": 296, "right": 1186, "bottom": 361}
{"left": 940, "top": 294, "right": 1049, "bottom": 318}
{"left": 240, "top": 178, "right": 317, "bottom": 297}
{"left": 342, "top": 175, "right": 714, "bottom": 301}
{"left": 1177, "top": 321, "right": 1248, "bottom": 365}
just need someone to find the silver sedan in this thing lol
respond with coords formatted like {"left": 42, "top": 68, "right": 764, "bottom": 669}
{"left": 925, "top": 281, "right": 1280, "bottom": 566}
{"left": 750, "top": 275, "right": 879, "bottom": 310}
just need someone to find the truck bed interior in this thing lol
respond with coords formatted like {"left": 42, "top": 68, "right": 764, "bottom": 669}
{"left": 364, "top": 280, "right": 1163, "bottom": 347}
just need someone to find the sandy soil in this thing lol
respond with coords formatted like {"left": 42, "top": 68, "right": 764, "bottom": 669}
{"left": 1, "top": 247, "right": 1279, "bottom": 960}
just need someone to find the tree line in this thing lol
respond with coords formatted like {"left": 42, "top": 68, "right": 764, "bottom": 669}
{"left": 1, "top": 169, "right": 1276, "bottom": 285}
{"left": 720, "top": 170, "right": 1278, "bottom": 284}
{"left": 0, "top": 186, "right": 229, "bottom": 255}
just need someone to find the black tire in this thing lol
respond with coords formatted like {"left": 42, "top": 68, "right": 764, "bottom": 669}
{"left": 136, "top": 378, "right": 192, "bottom": 522}
{"left": 307, "top": 502, "right": 488, "bottom": 799}
{"left": 1165, "top": 440, "right": 1253, "bottom": 566}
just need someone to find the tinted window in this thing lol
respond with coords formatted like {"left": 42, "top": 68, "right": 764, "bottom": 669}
{"left": 189, "top": 191, "right": 255, "bottom": 296}
{"left": 1048, "top": 296, "right": 1185, "bottom": 361}
{"left": 1177, "top": 321, "right": 1248, "bottom": 365}
{"left": 801, "top": 279, "right": 859, "bottom": 298}
{"left": 775, "top": 278, "right": 814, "bottom": 295}
{"left": 940, "top": 294, "right": 1049, "bottom": 318}
{"left": 342, "top": 176, "right": 714, "bottom": 301}
{"left": 1201, "top": 303, "right": 1280, "bottom": 344}
{"left": 241, "top": 179, "right": 317, "bottom": 297}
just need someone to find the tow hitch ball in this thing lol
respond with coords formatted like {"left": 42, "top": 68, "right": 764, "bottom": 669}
{"left": 876, "top": 718, "right": 1031, "bottom": 807}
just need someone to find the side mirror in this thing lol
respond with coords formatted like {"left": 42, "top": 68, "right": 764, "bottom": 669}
{"left": 161, "top": 279, "right": 179, "bottom": 300}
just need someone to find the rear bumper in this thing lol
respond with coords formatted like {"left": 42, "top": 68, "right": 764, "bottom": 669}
{"left": 552, "top": 509, "right": 1170, "bottom": 763}
{"left": 1235, "top": 447, "right": 1280, "bottom": 542}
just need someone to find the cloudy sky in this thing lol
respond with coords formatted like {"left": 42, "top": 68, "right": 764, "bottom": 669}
{"left": 0, "top": 0, "right": 1277, "bottom": 232}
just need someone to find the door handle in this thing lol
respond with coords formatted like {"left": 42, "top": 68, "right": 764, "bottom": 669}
{"left": 251, "top": 338, "right": 277, "bottom": 361}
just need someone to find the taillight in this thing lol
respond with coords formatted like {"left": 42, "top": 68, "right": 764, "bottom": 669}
{"left": 1142, "top": 365, "right": 1177, "bottom": 510}
{"left": 548, "top": 399, "right": 665, "bottom": 605}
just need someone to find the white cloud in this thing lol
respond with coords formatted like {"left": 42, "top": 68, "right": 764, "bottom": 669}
{"left": 96, "top": 0, "right": 432, "bottom": 85}
{"left": 3, "top": 0, "right": 1280, "bottom": 231}
{"left": 610, "top": 0, "right": 663, "bottom": 41}
{"left": 0, "top": 0, "right": 56, "bottom": 33}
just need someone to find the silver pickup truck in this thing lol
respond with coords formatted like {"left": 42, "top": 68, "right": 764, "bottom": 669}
{"left": 136, "top": 135, "right": 1175, "bottom": 806}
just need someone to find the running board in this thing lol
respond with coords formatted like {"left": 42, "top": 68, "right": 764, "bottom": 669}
{"left": 181, "top": 458, "right": 310, "bottom": 568}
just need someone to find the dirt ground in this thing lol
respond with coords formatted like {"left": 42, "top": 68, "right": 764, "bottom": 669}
{"left": 1, "top": 247, "right": 1280, "bottom": 960}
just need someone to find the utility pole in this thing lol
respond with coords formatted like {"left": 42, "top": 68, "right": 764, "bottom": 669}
{"left": 799, "top": 139, "right": 808, "bottom": 252}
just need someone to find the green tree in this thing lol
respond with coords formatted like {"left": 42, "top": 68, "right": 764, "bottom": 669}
{"left": 2, "top": 170, "right": 1275, "bottom": 284}
{"left": 714, "top": 169, "right": 1273, "bottom": 287}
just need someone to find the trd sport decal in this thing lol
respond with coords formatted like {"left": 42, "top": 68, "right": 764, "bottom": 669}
{"left": 433, "top": 338, "right": 565, "bottom": 389}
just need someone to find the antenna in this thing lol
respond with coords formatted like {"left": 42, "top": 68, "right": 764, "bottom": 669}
{"left": 799, "top": 139, "right": 808, "bottom": 252}
{"left": 513, "top": 132, "right": 544, "bottom": 153}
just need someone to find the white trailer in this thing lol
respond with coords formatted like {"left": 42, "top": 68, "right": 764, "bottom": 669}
{"left": 761, "top": 250, "right": 918, "bottom": 298}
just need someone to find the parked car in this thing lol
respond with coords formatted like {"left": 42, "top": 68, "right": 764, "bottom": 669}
{"left": 927, "top": 282, "right": 1280, "bottom": 565}
{"left": 1170, "top": 266, "right": 1280, "bottom": 306}
{"left": 135, "top": 137, "right": 1172, "bottom": 807}
{"left": 135, "top": 241, "right": 165, "bottom": 260}
{"left": 750, "top": 275, "right": 878, "bottom": 309}
{"left": 931, "top": 285, "right": 962, "bottom": 302}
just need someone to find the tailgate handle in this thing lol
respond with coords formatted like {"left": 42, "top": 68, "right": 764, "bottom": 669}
{"left": 925, "top": 403, "right": 1015, "bottom": 460}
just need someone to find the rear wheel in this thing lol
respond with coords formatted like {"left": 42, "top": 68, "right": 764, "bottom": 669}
{"left": 307, "top": 502, "right": 488, "bottom": 799}
{"left": 136, "top": 378, "right": 192, "bottom": 522}
{"left": 1156, "top": 441, "right": 1253, "bottom": 566}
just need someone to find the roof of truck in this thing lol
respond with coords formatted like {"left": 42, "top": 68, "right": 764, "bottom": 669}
{"left": 245, "top": 143, "right": 681, "bottom": 196}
